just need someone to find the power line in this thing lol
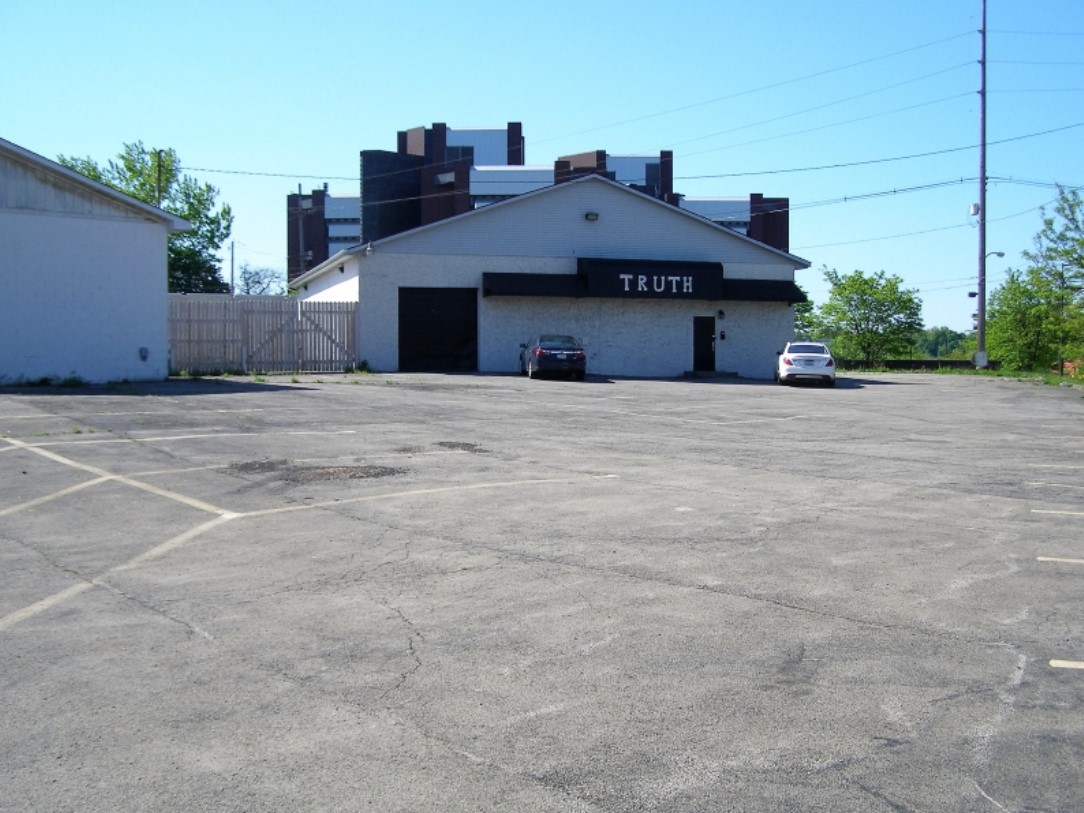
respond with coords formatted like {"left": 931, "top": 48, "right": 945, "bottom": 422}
{"left": 677, "top": 120, "right": 1084, "bottom": 178}
{"left": 189, "top": 99, "right": 1079, "bottom": 191}
{"left": 187, "top": 166, "right": 356, "bottom": 182}
{"left": 666, "top": 62, "right": 974, "bottom": 151}
{"left": 988, "top": 176, "right": 1083, "bottom": 190}
{"left": 991, "top": 88, "right": 1084, "bottom": 93}
{"left": 794, "top": 199, "right": 1053, "bottom": 251}
{"left": 531, "top": 31, "right": 975, "bottom": 146}
{"left": 988, "top": 29, "right": 1084, "bottom": 36}
{"left": 186, "top": 35, "right": 981, "bottom": 188}
{"left": 991, "top": 59, "right": 1084, "bottom": 65}
{"left": 788, "top": 178, "right": 978, "bottom": 211}
{"left": 679, "top": 93, "right": 973, "bottom": 159}
{"left": 206, "top": 83, "right": 974, "bottom": 189}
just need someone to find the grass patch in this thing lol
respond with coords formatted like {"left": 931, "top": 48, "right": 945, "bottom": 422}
{"left": 928, "top": 367, "right": 1082, "bottom": 387}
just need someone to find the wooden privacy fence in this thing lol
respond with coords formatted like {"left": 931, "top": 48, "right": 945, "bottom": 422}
{"left": 169, "top": 295, "right": 357, "bottom": 374}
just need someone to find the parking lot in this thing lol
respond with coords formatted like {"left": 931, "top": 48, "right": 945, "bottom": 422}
{"left": 1, "top": 372, "right": 1082, "bottom": 812}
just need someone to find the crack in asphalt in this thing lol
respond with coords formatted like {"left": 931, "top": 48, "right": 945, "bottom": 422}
{"left": 378, "top": 603, "right": 424, "bottom": 699}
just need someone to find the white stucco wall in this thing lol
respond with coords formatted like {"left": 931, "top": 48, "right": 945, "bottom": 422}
{"left": 297, "top": 261, "right": 360, "bottom": 301}
{"left": 294, "top": 177, "right": 807, "bottom": 379}
{"left": 0, "top": 210, "right": 169, "bottom": 383}
{"left": 349, "top": 252, "right": 794, "bottom": 378}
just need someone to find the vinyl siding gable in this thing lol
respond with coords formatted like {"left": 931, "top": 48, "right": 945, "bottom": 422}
{"left": 375, "top": 178, "right": 802, "bottom": 270}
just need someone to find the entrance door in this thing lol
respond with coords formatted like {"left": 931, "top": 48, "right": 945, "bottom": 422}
{"left": 693, "top": 316, "right": 716, "bottom": 372}
{"left": 398, "top": 287, "right": 478, "bottom": 372}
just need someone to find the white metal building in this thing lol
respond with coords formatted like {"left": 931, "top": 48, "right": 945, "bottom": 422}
{"left": 290, "top": 174, "right": 809, "bottom": 379}
{"left": 679, "top": 197, "right": 755, "bottom": 235}
{"left": 0, "top": 138, "right": 190, "bottom": 384}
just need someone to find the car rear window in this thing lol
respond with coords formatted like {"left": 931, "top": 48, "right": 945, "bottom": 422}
{"left": 540, "top": 335, "right": 579, "bottom": 348}
{"left": 788, "top": 344, "right": 829, "bottom": 354}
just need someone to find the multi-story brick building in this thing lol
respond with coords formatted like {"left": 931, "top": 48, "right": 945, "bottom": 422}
{"left": 286, "top": 121, "right": 790, "bottom": 281}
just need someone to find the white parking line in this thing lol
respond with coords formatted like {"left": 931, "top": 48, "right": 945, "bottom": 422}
{"left": 245, "top": 475, "right": 607, "bottom": 517}
{"left": 2, "top": 438, "right": 230, "bottom": 516}
{"left": 1031, "top": 509, "right": 1084, "bottom": 517}
{"left": 0, "top": 477, "right": 111, "bottom": 518}
{"left": 0, "top": 514, "right": 238, "bottom": 633}
{"left": 0, "top": 409, "right": 268, "bottom": 419}
{"left": 11, "top": 429, "right": 358, "bottom": 448}
{"left": 0, "top": 465, "right": 613, "bottom": 632}
{"left": 1027, "top": 482, "right": 1084, "bottom": 491}
{"left": 1050, "top": 660, "right": 1084, "bottom": 670}
{"left": 1037, "top": 556, "right": 1084, "bottom": 565}
{"left": 0, "top": 582, "right": 95, "bottom": 632}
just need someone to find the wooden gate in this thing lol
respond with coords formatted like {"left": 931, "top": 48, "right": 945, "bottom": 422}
{"left": 169, "top": 295, "right": 357, "bottom": 374}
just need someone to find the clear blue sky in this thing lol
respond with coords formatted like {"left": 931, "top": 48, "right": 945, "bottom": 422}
{"left": 4, "top": 0, "right": 1082, "bottom": 332}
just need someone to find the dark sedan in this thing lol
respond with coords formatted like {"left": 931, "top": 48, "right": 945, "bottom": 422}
{"left": 519, "top": 335, "right": 587, "bottom": 380}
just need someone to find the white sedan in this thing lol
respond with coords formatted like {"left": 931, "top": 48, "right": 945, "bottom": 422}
{"left": 776, "top": 342, "right": 837, "bottom": 386}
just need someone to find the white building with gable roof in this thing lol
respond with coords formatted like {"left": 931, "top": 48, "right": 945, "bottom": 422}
{"left": 291, "top": 174, "right": 809, "bottom": 380}
{"left": 0, "top": 137, "right": 190, "bottom": 384}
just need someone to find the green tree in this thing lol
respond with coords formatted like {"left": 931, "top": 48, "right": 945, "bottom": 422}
{"left": 983, "top": 187, "right": 1084, "bottom": 370}
{"left": 917, "top": 326, "right": 967, "bottom": 358}
{"left": 1021, "top": 186, "right": 1084, "bottom": 369}
{"left": 58, "top": 142, "right": 233, "bottom": 293}
{"left": 817, "top": 267, "right": 923, "bottom": 366}
{"left": 986, "top": 268, "right": 1056, "bottom": 370}
{"left": 792, "top": 286, "right": 821, "bottom": 339}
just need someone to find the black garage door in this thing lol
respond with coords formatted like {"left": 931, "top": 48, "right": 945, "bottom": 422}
{"left": 398, "top": 287, "right": 478, "bottom": 372}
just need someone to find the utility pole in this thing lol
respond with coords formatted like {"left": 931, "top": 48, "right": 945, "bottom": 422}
{"left": 230, "top": 241, "right": 235, "bottom": 295}
{"left": 975, "top": 0, "right": 989, "bottom": 368}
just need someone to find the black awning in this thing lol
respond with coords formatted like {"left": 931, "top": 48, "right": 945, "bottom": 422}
{"left": 482, "top": 273, "right": 585, "bottom": 298}
{"left": 723, "top": 279, "right": 807, "bottom": 304}
{"left": 482, "top": 261, "right": 804, "bottom": 304}
{"left": 577, "top": 257, "right": 724, "bottom": 300}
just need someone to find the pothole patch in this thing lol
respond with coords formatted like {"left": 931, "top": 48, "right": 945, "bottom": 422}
{"left": 286, "top": 465, "right": 405, "bottom": 483}
{"left": 436, "top": 441, "right": 487, "bottom": 454}
{"left": 230, "top": 459, "right": 290, "bottom": 475}
{"left": 230, "top": 460, "right": 405, "bottom": 483}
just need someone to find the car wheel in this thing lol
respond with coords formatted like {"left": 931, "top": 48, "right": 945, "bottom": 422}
{"left": 777, "top": 376, "right": 788, "bottom": 386}
{"left": 826, "top": 377, "right": 836, "bottom": 387}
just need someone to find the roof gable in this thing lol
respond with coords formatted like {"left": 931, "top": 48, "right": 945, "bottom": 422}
{"left": 0, "top": 137, "right": 190, "bottom": 232}
{"left": 374, "top": 174, "right": 807, "bottom": 264}
{"left": 292, "top": 174, "right": 809, "bottom": 290}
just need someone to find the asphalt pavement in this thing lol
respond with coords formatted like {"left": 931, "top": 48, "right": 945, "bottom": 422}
{"left": 1, "top": 371, "right": 1082, "bottom": 812}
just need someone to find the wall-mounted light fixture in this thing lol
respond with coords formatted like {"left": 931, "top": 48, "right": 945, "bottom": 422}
{"left": 584, "top": 212, "right": 599, "bottom": 222}
{"left": 717, "top": 310, "right": 725, "bottom": 319}
{"left": 339, "top": 265, "right": 345, "bottom": 274}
